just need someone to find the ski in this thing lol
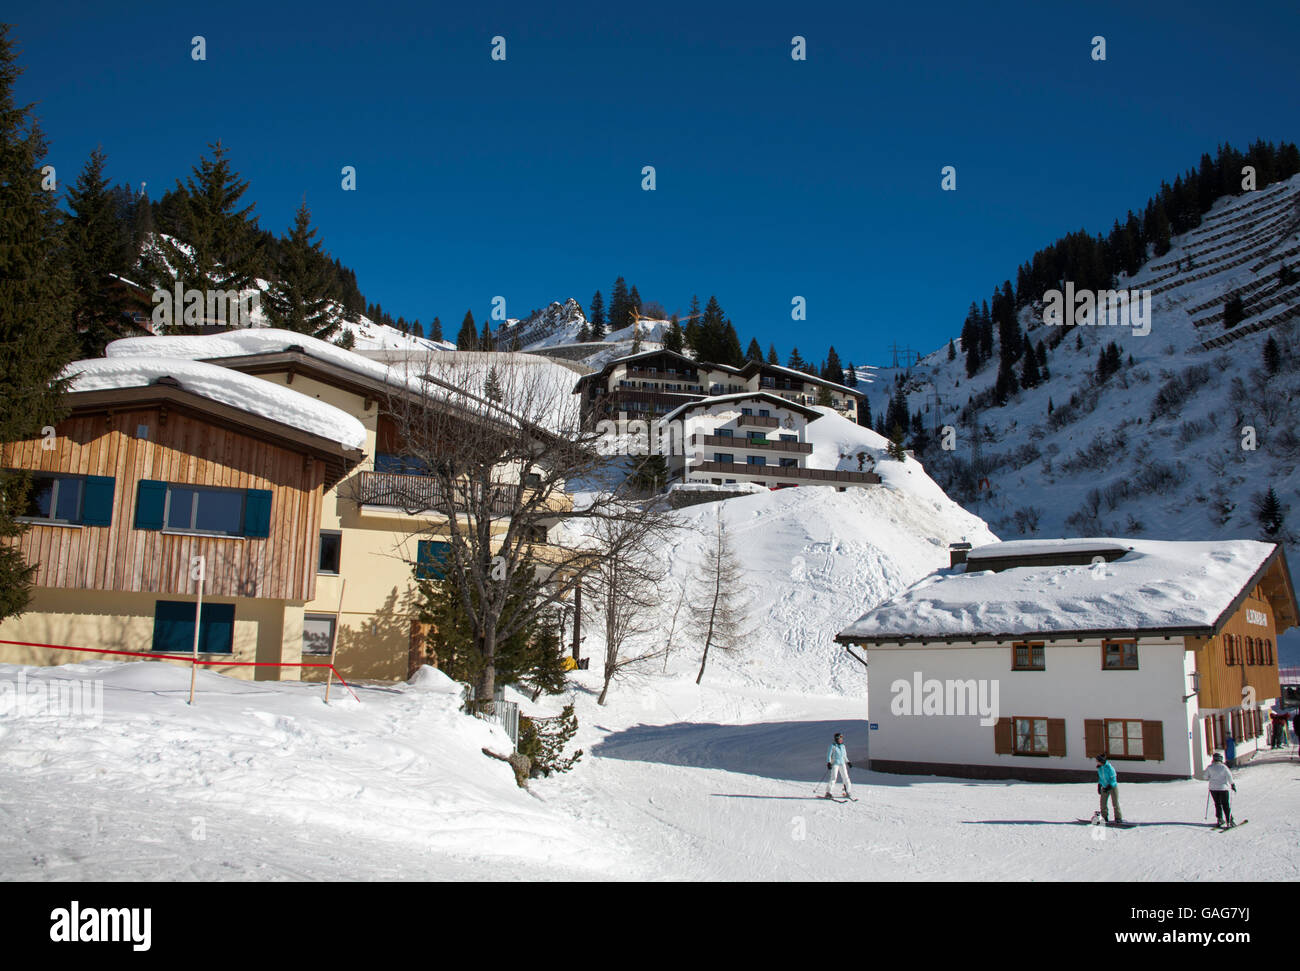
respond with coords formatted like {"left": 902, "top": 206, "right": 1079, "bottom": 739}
{"left": 1212, "top": 819, "right": 1249, "bottom": 831}
{"left": 1075, "top": 818, "right": 1135, "bottom": 828}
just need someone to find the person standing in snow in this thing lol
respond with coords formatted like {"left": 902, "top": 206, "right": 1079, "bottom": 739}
{"left": 1293, "top": 711, "right": 1300, "bottom": 754}
{"left": 1206, "top": 751, "right": 1237, "bottom": 827}
{"left": 824, "top": 732, "right": 852, "bottom": 799}
{"left": 1096, "top": 753, "right": 1122, "bottom": 824}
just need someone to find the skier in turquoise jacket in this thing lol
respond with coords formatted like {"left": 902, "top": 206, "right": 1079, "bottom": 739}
{"left": 1096, "top": 753, "right": 1122, "bottom": 824}
{"left": 824, "top": 732, "right": 852, "bottom": 799}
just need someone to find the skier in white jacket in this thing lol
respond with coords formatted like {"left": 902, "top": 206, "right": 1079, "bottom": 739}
{"left": 824, "top": 732, "right": 853, "bottom": 799}
{"left": 1206, "top": 751, "right": 1237, "bottom": 828}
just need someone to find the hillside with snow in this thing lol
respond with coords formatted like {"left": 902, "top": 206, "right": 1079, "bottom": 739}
{"left": 863, "top": 175, "right": 1300, "bottom": 655}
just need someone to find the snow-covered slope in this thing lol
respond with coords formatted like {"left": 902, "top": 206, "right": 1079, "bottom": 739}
{"left": 0, "top": 661, "right": 632, "bottom": 879}
{"left": 865, "top": 175, "right": 1300, "bottom": 659}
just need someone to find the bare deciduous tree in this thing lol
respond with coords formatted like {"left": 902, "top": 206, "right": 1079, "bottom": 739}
{"left": 581, "top": 502, "right": 677, "bottom": 705}
{"left": 377, "top": 351, "right": 655, "bottom": 702}
{"left": 691, "top": 515, "right": 752, "bottom": 685}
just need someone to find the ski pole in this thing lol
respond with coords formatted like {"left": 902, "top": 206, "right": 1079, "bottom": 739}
{"left": 813, "top": 768, "right": 831, "bottom": 795}
{"left": 1204, "top": 790, "right": 1210, "bottom": 821}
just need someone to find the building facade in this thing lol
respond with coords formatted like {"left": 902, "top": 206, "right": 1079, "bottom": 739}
{"left": 836, "top": 539, "right": 1297, "bottom": 781}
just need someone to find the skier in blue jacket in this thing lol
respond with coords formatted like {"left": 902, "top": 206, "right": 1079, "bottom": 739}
{"left": 1096, "top": 752, "right": 1122, "bottom": 824}
{"left": 824, "top": 732, "right": 853, "bottom": 799}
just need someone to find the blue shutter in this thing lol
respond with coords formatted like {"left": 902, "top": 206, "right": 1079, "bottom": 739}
{"left": 243, "top": 489, "right": 272, "bottom": 538}
{"left": 416, "top": 540, "right": 451, "bottom": 580}
{"left": 135, "top": 480, "right": 167, "bottom": 530}
{"left": 80, "top": 475, "right": 115, "bottom": 527}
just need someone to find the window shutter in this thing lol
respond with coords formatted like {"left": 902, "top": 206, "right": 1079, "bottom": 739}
{"left": 243, "top": 489, "right": 272, "bottom": 538}
{"left": 134, "top": 479, "right": 167, "bottom": 530}
{"left": 1142, "top": 721, "right": 1164, "bottom": 761}
{"left": 1084, "top": 719, "right": 1105, "bottom": 758}
{"left": 80, "top": 475, "right": 115, "bottom": 527}
{"left": 993, "top": 717, "right": 1012, "bottom": 754}
{"left": 1047, "top": 718, "right": 1067, "bottom": 757}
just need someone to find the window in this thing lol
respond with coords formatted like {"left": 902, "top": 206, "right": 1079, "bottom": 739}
{"left": 1224, "top": 634, "right": 1236, "bottom": 665}
{"left": 136, "top": 481, "right": 270, "bottom": 538}
{"left": 1102, "top": 640, "right": 1138, "bottom": 670}
{"left": 741, "top": 408, "right": 753, "bottom": 416}
{"left": 746, "top": 455, "right": 767, "bottom": 466}
{"left": 1013, "top": 717, "right": 1049, "bottom": 755}
{"left": 715, "top": 428, "right": 733, "bottom": 438}
{"left": 318, "top": 531, "right": 341, "bottom": 575}
{"left": 1106, "top": 718, "right": 1144, "bottom": 758}
{"left": 1264, "top": 639, "right": 1273, "bottom": 664}
{"left": 748, "top": 432, "right": 768, "bottom": 442}
{"left": 1012, "top": 641, "right": 1045, "bottom": 671}
{"left": 416, "top": 540, "right": 451, "bottom": 580}
{"left": 302, "top": 614, "right": 337, "bottom": 656}
{"left": 525, "top": 524, "right": 548, "bottom": 543}
{"left": 152, "top": 600, "right": 235, "bottom": 655}
{"left": 779, "top": 434, "right": 797, "bottom": 442}
{"left": 779, "top": 458, "right": 797, "bottom": 467}
{"left": 714, "top": 453, "right": 735, "bottom": 464}
{"left": 1245, "top": 637, "right": 1256, "bottom": 665}
{"left": 758, "top": 409, "right": 771, "bottom": 418}
{"left": 15, "top": 472, "right": 114, "bottom": 527}
{"left": 523, "top": 472, "right": 542, "bottom": 488}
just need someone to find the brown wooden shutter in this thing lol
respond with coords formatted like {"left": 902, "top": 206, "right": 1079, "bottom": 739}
{"left": 1142, "top": 721, "right": 1164, "bottom": 761}
{"left": 1047, "top": 718, "right": 1067, "bottom": 757}
{"left": 1084, "top": 719, "right": 1105, "bottom": 758}
{"left": 993, "top": 717, "right": 1013, "bottom": 754}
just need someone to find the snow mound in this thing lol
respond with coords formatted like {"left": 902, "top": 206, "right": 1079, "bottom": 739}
{"left": 64, "top": 357, "right": 367, "bottom": 450}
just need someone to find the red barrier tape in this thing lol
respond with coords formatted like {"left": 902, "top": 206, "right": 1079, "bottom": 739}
{"left": 0, "top": 639, "right": 360, "bottom": 703}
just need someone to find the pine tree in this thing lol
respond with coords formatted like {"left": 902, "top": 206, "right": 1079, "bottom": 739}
{"left": 844, "top": 363, "right": 858, "bottom": 388}
{"left": 142, "top": 140, "right": 263, "bottom": 328}
{"left": 947, "top": 339, "right": 956, "bottom": 362}
{"left": 684, "top": 295, "right": 702, "bottom": 354}
{"left": 1256, "top": 487, "right": 1285, "bottom": 537}
{"left": 0, "top": 25, "right": 78, "bottom": 620}
{"left": 663, "top": 314, "right": 684, "bottom": 354}
{"left": 456, "top": 310, "right": 478, "bottom": 350}
{"left": 631, "top": 320, "right": 642, "bottom": 354}
{"left": 824, "top": 346, "right": 844, "bottom": 384}
{"left": 628, "top": 284, "right": 641, "bottom": 314}
{"left": 720, "top": 320, "right": 744, "bottom": 367}
{"left": 1264, "top": 336, "right": 1281, "bottom": 375}
{"left": 745, "top": 337, "right": 763, "bottom": 362}
{"left": 857, "top": 395, "right": 871, "bottom": 427}
{"left": 483, "top": 366, "right": 503, "bottom": 402}
{"left": 334, "top": 328, "right": 356, "bottom": 349}
{"left": 479, "top": 319, "right": 495, "bottom": 351}
{"left": 766, "top": 343, "right": 779, "bottom": 365}
{"left": 577, "top": 322, "right": 591, "bottom": 342}
{"left": 429, "top": 315, "right": 443, "bottom": 342}
{"left": 1020, "top": 344, "right": 1040, "bottom": 388}
{"left": 1223, "top": 295, "right": 1246, "bottom": 330}
{"left": 588, "top": 290, "right": 605, "bottom": 340}
{"left": 608, "top": 277, "right": 631, "bottom": 336}
{"left": 787, "top": 347, "right": 806, "bottom": 371}
{"left": 64, "top": 147, "right": 138, "bottom": 356}
{"left": 262, "top": 200, "right": 340, "bottom": 339}
{"left": 886, "top": 425, "right": 908, "bottom": 461}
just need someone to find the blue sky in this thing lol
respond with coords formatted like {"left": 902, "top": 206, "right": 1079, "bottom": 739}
{"left": 13, "top": 1, "right": 1300, "bottom": 365}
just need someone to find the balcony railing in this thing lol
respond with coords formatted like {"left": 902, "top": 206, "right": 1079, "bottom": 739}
{"left": 691, "top": 433, "right": 812, "bottom": 454}
{"left": 627, "top": 366, "right": 699, "bottom": 380}
{"left": 690, "top": 461, "right": 880, "bottom": 484}
{"left": 736, "top": 414, "right": 780, "bottom": 428}
{"left": 346, "top": 470, "right": 521, "bottom": 515}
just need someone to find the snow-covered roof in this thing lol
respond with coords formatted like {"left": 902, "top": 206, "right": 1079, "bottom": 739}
{"left": 659, "top": 391, "right": 823, "bottom": 424}
{"left": 64, "top": 357, "right": 368, "bottom": 451}
{"left": 104, "top": 329, "right": 579, "bottom": 436}
{"left": 741, "top": 361, "right": 869, "bottom": 395}
{"left": 837, "top": 538, "right": 1289, "bottom": 643}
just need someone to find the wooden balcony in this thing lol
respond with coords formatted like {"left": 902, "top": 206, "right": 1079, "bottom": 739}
{"left": 346, "top": 470, "right": 521, "bottom": 515}
{"left": 691, "top": 461, "right": 880, "bottom": 484}
{"left": 626, "top": 366, "right": 699, "bottom": 381}
{"left": 735, "top": 414, "right": 780, "bottom": 429}
{"left": 692, "top": 433, "right": 812, "bottom": 454}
